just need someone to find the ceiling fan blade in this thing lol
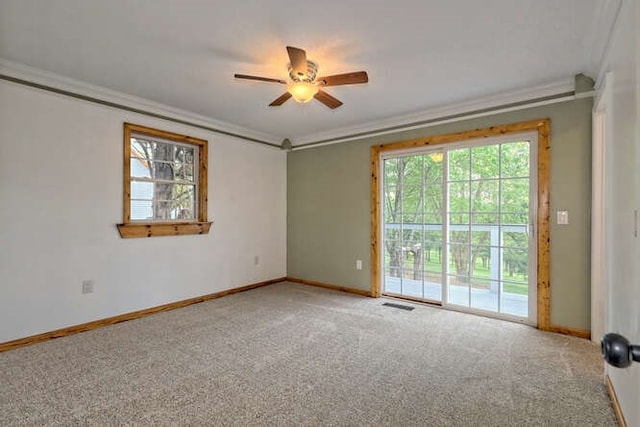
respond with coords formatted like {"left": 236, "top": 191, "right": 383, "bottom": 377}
{"left": 314, "top": 90, "right": 343, "bottom": 109}
{"left": 287, "top": 46, "right": 308, "bottom": 79}
{"left": 269, "top": 92, "right": 292, "bottom": 106}
{"left": 318, "top": 71, "right": 369, "bottom": 86}
{"left": 234, "top": 74, "right": 286, "bottom": 84}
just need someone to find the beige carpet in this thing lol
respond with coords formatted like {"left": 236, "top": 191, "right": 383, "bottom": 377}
{"left": 0, "top": 282, "right": 616, "bottom": 426}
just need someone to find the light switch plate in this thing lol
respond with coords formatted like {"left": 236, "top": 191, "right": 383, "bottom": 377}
{"left": 557, "top": 211, "right": 569, "bottom": 225}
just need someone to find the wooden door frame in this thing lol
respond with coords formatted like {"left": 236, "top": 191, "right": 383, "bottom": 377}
{"left": 370, "top": 119, "right": 551, "bottom": 331}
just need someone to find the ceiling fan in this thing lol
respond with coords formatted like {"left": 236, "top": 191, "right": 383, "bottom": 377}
{"left": 234, "top": 46, "right": 368, "bottom": 109}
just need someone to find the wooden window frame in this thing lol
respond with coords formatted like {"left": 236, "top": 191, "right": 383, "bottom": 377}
{"left": 117, "top": 123, "right": 212, "bottom": 238}
{"left": 370, "top": 119, "right": 551, "bottom": 331}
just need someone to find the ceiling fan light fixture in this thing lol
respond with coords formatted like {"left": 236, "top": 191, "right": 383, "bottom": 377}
{"left": 234, "top": 46, "right": 368, "bottom": 109}
{"left": 288, "top": 81, "right": 319, "bottom": 103}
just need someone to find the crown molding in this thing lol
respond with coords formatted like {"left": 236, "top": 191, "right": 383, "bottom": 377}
{"left": 0, "top": 58, "right": 587, "bottom": 150}
{"left": 0, "top": 58, "right": 282, "bottom": 147}
{"left": 291, "top": 78, "right": 575, "bottom": 147}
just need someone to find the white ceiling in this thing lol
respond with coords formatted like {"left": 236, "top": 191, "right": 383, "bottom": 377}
{"left": 0, "top": 0, "right": 611, "bottom": 145}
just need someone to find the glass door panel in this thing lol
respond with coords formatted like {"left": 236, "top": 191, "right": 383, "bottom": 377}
{"left": 443, "top": 141, "right": 533, "bottom": 319}
{"left": 382, "top": 153, "right": 444, "bottom": 302}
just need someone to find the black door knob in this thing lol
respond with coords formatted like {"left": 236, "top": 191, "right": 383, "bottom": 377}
{"left": 601, "top": 333, "right": 640, "bottom": 368}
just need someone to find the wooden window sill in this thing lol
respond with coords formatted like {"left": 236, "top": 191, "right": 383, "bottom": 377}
{"left": 117, "top": 222, "right": 212, "bottom": 238}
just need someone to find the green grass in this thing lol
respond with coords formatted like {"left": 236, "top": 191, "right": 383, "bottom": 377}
{"left": 503, "top": 282, "right": 528, "bottom": 295}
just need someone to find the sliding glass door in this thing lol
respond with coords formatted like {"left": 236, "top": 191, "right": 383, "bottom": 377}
{"left": 381, "top": 134, "right": 537, "bottom": 323}
{"left": 383, "top": 153, "right": 445, "bottom": 301}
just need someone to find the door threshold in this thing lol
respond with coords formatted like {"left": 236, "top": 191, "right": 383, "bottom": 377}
{"left": 382, "top": 292, "right": 442, "bottom": 307}
{"left": 382, "top": 292, "right": 535, "bottom": 326}
{"left": 441, "top": 303, "right": 535, "bottom": 326}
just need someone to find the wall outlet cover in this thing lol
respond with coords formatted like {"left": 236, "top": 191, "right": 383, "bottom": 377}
{"left": 82, "top": 280, "right": 94, "bottom": 294}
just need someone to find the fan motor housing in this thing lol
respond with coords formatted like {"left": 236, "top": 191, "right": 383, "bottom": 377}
{"left": 289, "top": 60, "right": 318, "bottom": 82}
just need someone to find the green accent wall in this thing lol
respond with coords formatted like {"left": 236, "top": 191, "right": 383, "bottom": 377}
{"left": 288, "top": 98, "right": 592, "bottom": 330}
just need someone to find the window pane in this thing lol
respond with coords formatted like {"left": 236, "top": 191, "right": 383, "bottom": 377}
{"left": 501, "top": 178, "right": 529, "bottom": 213}
{"left": 471, "top": 245, "right": 492, "bottom": 274}
{"left": 448, "top": 181, "right": 470, "bottom": 212}
{"left": 131, "top": 138, "right": 149, "bottom": 159}
{"left": 502, "top": 212, "right": 528, "bottom": 225}
{"left": 384, "top": 240, "right": 404, "bottom": 278}
{"left": 384, "top": 182, "right": 398, "bottom": 195}
{"left": 503, "top": 230, "right": 529, "bottom": 249}
{"left": 448, "top": 148, "right": 470, "bottom": 181}
{"left": 171, "top": 184, "right": 196, "bottom": 220}
{"left": 449, "top": 213, "right": 469, "bottom": 227}
{"left": 401, "top": 227, "right": 417, "bottom": 243}
{"left": 384, "top": 157, "right": 400, "bottom": 186}
{"left": 401, "top": 185, "right": 424, "bottom": 215}
{"left": 131, "top": 200, "right": 153, "bottom": 221}
{"left": 132, "top": 138, "right": 176, "bottom": 161}
{"left": 503, "top": 279, "right": 529, "bottom": 295}
{"left": 471, "top": 179, "right": 498, "bottom": 215}
{"left": 448, "top": 275, "right": 470, "bottom": 307}
{"left": 183, "top": 163, "right": 195, "bottom": 182}
{"left": 473, "top": 213, "right": 499, "bottom": 225}
{"left": 424, "top": 230, "right": 443, "bottom": 247}
{"left": 149, "top": 160, "right": 175, "bottom": 180}
{"left": 176, "top": 146, "right": 195, "bottom": 164}
{"left": 385, "top": 206, "right": 399, "bottom": 224}
{"left": 471, "top": 144, "right": 500, "bottom": 180}
{"left": 471, "top": 230, "right": 490, "bottom": 246}
{"left": 401, "top": 213, "right": 421, "bottom": 225}
{"left": 424, "top": 154, "right": 443, "bottom": 183}
{"left": 423, "top": 184, "right": 442, "bottom": 212}
{"left": 425, "top": 259, "right": 443, "bottom": 274}
{"left": 384, "top": 183, "right": 399, "bottom": 221}
{"left": 448, "top": 244, "right": 470, "bottom": 275}
{"left": 410, "top": 212, "right": 425, "bottom": 229}
{"left": 404, "top": 234, "right": 423, "bottom": 250}
{"left": 154, "top": 141, "right": 175, "bottom": 161}
{"left": 141, "top": 184, "right": 195, "bottom": 221}
{"left": 402, "top": 156, "right": 424, "bottom": 185}
{"left": 173, "top": 162, "right": 195, "bottom": 182}
{"left": 425, "top": 211, "right": 443, "bottom": 224}
{"left": 131, "top": 157, "right": 151, "bottom": 178}
{"left": 502, "top": 248, "right": 528, "bottom": 281}
{"left": 470, "top": 278, "right": 498, "bottom": 312}
{"left": 384, "top": 227, "right": 402, "bottom": 244}
{"left": 131, "top": 181, "right": 153, "bottom": 200}
{"left": 501, "top": 141, "right": 530, "bottom": 178}
{"left": 424, "top": 231, "right": 443, "bottom": 272}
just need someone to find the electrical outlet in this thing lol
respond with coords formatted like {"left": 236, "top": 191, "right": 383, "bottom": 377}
{"left": 254, "top": 255, "right": 259, "bottom": 265}
{"left": 82, "top": 280, "right": 94, "bottom": 294}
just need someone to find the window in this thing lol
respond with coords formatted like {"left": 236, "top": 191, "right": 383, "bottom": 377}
{"left": 117, "top": 123, "right": 211, "bottom": 238}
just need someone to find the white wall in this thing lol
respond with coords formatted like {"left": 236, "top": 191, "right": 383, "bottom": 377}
{"left": 0, "top": 80, "right": 287, "bottom": 343}
{"left": 597, "top": 0, "right": 640, "bottom": 424}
